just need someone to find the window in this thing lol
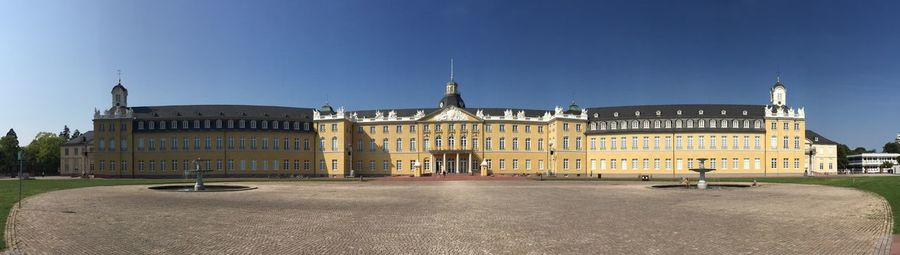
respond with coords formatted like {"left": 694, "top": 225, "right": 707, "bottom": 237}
{"left": 563, "top": 159, "right": 569, "bottom": 169}
{"left": 537, "top": 139, "right": 543, "bottom": 151}
{"left": 562, "top": 137, "right": 569, "bottom": 150}
{"left": 771, "top": 158, "right": 777, "bottom": 169}
{"left": 512, "top": 138, "right": 518, "bottom": 150}
{"left": 332, "top": 137, "right": 339, "bottom": 152}
{"left": 576, "top": 137, "right": 582, "bottom": 150}
{"left": 512, "top": 159, "right": 518, "bottom": 170}
{"left": 332, "top": 160, "right": 338, "bottom": 171}
{"left": 410, "top": 139, "right": 417, "bottom": 151}
{"left": 499, "top": 138, "right": 506, "bottom": 150}
{"left": 396, "top": 138, "right": 402, "bottom": 152}
{"left": 783, "top": 136, "right": 789, "bottom": 149}
{"left": 771, "top": 136, "right": 777, "bottom": 149}
{"left": 526, "top": 138, "right": 532, "bottom": 151}
{"left": 369, "top": 139, "right": 376, "bottom": 152}
{"left": 793, "top": 136, "right": 800, "bottom": 149}
{"left": 382, "top": 139, "right": 389, "bottom": 152}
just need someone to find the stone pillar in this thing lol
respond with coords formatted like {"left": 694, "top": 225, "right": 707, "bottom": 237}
{"left": 456, "top": 153, "right": 460, "bottom": 174}
{"left": 442, "top": 153, "right": 447, "bottom": 175}
{"left": 468, "top": 153, "right": 473, "bottom": 176}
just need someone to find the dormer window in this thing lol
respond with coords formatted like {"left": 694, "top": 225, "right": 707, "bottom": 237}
{"left": 676, "top": 110, "right": 682, "bottom": 115}
{"left": 149, "top": 121, "right": 155, "bottom": 130}
{"left": 635, "top": 111, "right": 640, "bottom": 117}
{"left": 656, "top": 110, "right": 661, "bottom": 116}
{"left": 593, "top": 113, "right": 598, "bottom": 118}
{"left": 204, "top": 120, "right": 211, "bottom": 128}
{"left": 193, "top": 120, "right": 200, "bottom": 128}
{"left": 613, "top": 112, "right": 619, "bottom": 117}
{"left": 698, "top": 110, "right": 704, "bottom": 115}
{"left": 182, "top": 120, "right": 189, "bottom": 129}
{"left": 742, "top": 110, "right": 747, "bottom": 116}
{"left": 138, "top": 121, "right": 145, "bottom": 130}
{"left": 721, "top": 110, "right": 726, "bottom": 115}
{"left": 250, "top": 120, "right": 257, "bottom": 129}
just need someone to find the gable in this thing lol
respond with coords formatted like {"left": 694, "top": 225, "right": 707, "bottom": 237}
{"left": 421, "top": 107, "right": 481, "bottom": 122}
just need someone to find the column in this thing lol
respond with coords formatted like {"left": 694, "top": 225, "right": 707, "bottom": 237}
{"left": 442, "top": 153, "right": 447, "bottom": 174}
{"left": 456, "top": 153, "right": 460, "bottom": 174}
{"left": 430, "top": 155, "right": 435, "bottom": 175}
{"left": 468, "top": 153, "right": 472, "bottom": 175}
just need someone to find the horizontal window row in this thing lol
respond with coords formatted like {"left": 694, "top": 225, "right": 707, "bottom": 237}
{"left": 590, "top": 119, "right": 763, "bottom": 131}
{"left": 136, "top": 119, "right": 311, "bottom": 131}
{"left": 588, "top": 157, "right": 802, "bottom": 171}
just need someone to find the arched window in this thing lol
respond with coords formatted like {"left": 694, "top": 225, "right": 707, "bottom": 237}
{"left": 733, "top": 120, "right": 739, "bottom": 128}
{"left": 654, "top": 120, "right": 661, "bottom": 128}
{"left": 600, "top": 122, "right": 607, "bottom": 130}
{"left": 171, "top": 120, "right": 178, "bottom": 129}
{"left": 665, "top": 120, "right": 672, "bottom": 128}
{"left": 204, "top": 120, "right": 211, "bottom": 128}
{"left": 743, "top": 120, "right": 750, "bottom": 128}
{"left": 435, "top": 136, "right": 442, "bottom": 148}
{"left": 698, "top": 119, "right": 705, "bottom": 128}
{"left": 631, "top": 120, "right": 639, "bottom": 129}
{"left": 642, "top": 120, "right": 649, "bottom": 129}
{"left": 448, "top": 136, "right": 455, "bottom": 148}
{"left": 590, "top": 122, "right": 597, "bottom": 130}
{"left": 194, "top": 120, "right": 201, "bottom": 128}
{"left": 610, "top": 122, "right": 617, "bottom": 130}
{"left": 216, "top": 120, "right": 222, "bottom": 129}
{"left": 460, "top": 136, "right": 467, "bottom": 148}
{"left": 710, "top": 119, "right": 717, "bottom": 128}
{"left": 722, "top": 120, "right": 728, "bottom": 128}
{"left": 675, "top": 120, "right": 683, "bottom": 128}
{"left": 686, "top": 120, "right": 694, "bottom": 128}
{"left": 621, "top": 121, "right": 628, "bottom": 130}
{"left": 754, "top": 120, "right": 762, "bottom": 129}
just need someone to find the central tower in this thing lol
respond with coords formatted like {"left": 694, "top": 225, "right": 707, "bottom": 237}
{"left": 439, "top": 59, "right": 466, "bottom": 108}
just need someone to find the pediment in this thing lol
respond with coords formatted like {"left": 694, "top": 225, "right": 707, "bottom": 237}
{"left": 421, "top": 106, "right": 481, "bottom": 122}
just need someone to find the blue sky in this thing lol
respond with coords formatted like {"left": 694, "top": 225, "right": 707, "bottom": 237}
{"left": 1, "top": 0, "right": 898, "bottom": 149}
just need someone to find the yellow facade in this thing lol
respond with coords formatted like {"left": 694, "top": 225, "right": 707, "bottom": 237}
{"left": 91, "top": 77, "right": 807, "bottom": 178}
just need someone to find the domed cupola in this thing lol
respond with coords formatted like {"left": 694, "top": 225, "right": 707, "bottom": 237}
{"left": 564, "top": 101, "right": 582, "bottom": 115}
{"left": 770, "top": 74, "right": 787, "bottom": 107}
{"left": 319, "top": 103, "right": 336, "bottom": 115}
{"left": 438, "top": 59, "right": 466, "bottom": 108}
{"left": 111, "top": 79, "right": 128, "bottom": 108}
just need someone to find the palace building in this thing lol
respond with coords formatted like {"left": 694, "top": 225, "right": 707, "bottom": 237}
{"left": 91, "top": 73, "right": 807, "bottom": 178}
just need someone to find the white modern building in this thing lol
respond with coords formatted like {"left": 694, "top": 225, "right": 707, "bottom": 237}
{"left": 847, "top": 153, "right": 899, "bottom": 174}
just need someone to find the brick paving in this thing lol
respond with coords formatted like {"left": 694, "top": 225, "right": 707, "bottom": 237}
{"left": 5, "top": 181, "right": 893, "bottom": 254}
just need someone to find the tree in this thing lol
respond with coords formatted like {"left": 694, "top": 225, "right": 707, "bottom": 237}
{"left": 850, "top": 147, "right": 870, "bottom": 155}
{"left": 884, "top": 142, "right": 900, "bottom": 154}
{"left": 0, "top": 129, "right": 20, "bottom": 177}
{"left": 837, "top": 144, "right": 851, "bottom": 170}
{"left": 880, "top": 161, "right": 894, "bottom": 173}
{"left": 60, "top": 125, "right": 71, "bottom": 141}
{"left": 71, "top": 129, "right": 81, "bottom": 140}
{"left": 24, "top": 132, "right": 65, "bottom": 176}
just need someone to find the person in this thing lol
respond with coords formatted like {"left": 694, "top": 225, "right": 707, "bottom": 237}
{"left": 680, "top": 177, "right": 689, "bottom": 187}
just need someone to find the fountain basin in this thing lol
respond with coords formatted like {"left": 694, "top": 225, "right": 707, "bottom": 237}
{"left": 651, "top": 184, "right": 751, "bottom": 189}
{"left": 149, "top": 184, "right": 256, "bottom": 192}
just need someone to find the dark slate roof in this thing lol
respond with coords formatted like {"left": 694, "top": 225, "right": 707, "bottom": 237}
{"left": 586, "top": 104, "right": 765, "bottom": 121}
{"left": 352, "top": 108, "right": 440, "bottom": 118}
{"left": 806, "top": 130, "right": 839, "bottom": 145}
{"left": 439, "top": 94, "right": 466, "bottom": 108}
{"left": 111, "top": 83, "right": 127, "bottom": 92}
{"left": 131, "top": 105, "right": 314, "bottom": 120}
{"left": 65, "top": 131, "right": 93, "bottom": 145}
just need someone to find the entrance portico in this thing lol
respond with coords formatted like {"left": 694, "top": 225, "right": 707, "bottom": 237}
{"left": 428, "top": 150, "right": 477, "bottom": 175}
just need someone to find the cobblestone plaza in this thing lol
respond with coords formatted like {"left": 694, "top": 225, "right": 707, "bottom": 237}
{"left": 7, "top": 181, "right": 893, "bottom": 254}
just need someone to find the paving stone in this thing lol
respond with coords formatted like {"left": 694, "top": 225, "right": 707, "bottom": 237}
{"left": 5, "top": 181, "right": 892, "bottom": 254}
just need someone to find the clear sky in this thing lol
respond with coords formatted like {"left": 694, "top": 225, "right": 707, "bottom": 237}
{"left": 1, "top": 0, "right": 898, "bottom": 149}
